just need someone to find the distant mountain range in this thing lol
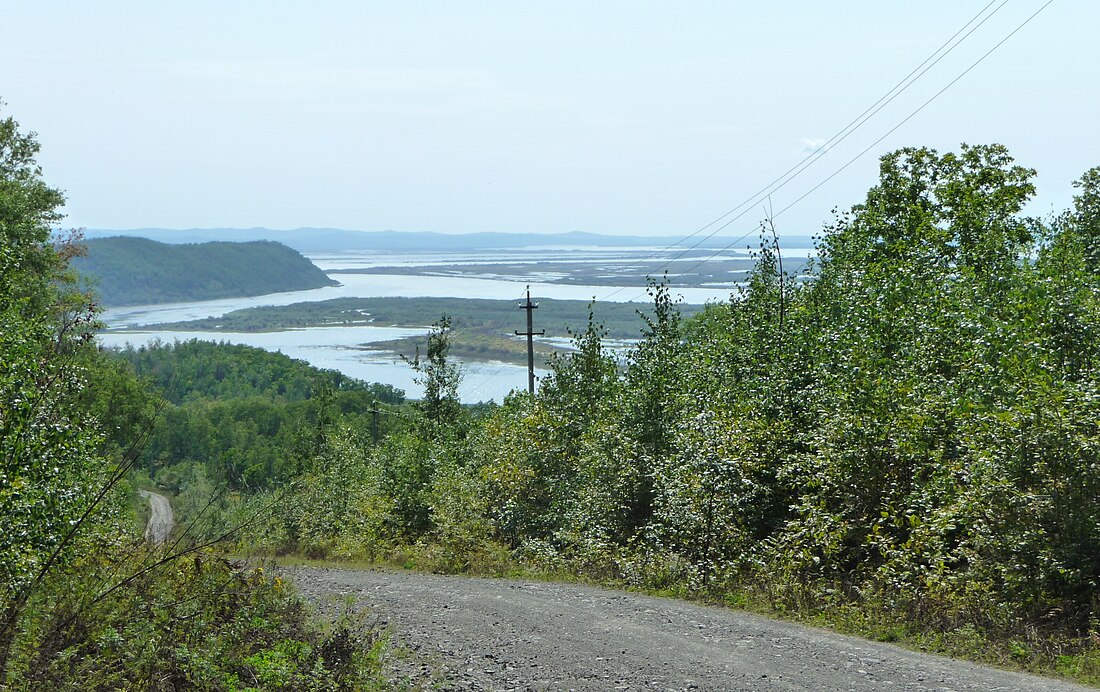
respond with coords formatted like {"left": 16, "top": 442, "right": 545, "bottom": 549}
{"left": 79, "top": 227, "right": 815, "bottom": 254}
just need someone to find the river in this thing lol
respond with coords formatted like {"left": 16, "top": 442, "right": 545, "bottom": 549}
{"left": 97, "top": 247, "right": 798, "bottom": 402}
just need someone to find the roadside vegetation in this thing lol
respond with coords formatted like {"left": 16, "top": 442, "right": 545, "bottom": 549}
{"left": 0, "top": 107, "right": 388, "bottom": 689}
{"left": 8, "top": 96, "right": 1100, "bottom": 687}
{"left": 159, "top": 143, "right": 1100, "bottom": 685}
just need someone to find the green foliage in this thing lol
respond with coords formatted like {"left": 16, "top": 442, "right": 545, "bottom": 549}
{"left": 9, "top": 552, "right": 388, "bottom": 691}
{"left": 73, "top": 140, "right": 1100, "bottom": 683}
{"left": 1070, "top": 166, "right": 1100, "bottom": 273}
{"left": 407, "top": 316, "right": 464, "bottom": 435}
{"left": 72, "top": 236, "right": 337, "bottom": 306}
{"left": 420, "top": 455, "right": 496, "bottom": 573}
{"left": 620, "top": 278, "right": 683, "bottom": 536}
{"left": 148, "top": 146, "right": 1100, "bottom": 685}
{"left": 79, "top": 353, "right": 163, "bottom": 458}
{"left": 1, "top": 106, "right": 389, "bottom": 688}
{"left": 471, "top": 394, "right": 558, "bottom": 546}
{"left": 102, "top": 340, "right": 406, "bottom": 494}
{"left": 0, "top": 108, "right": 66, "bottom": 315}
{"left": 0, "top": 303, "right": 102, "bottom": 606}
{"left": 359, "top": 144, "right": 1100, "bottom": 680}
{"left": 109, "top": 339, "right": 404, "bottom": 405}
{"left": 0, "top": 106, "right": 108, "bottom": 675}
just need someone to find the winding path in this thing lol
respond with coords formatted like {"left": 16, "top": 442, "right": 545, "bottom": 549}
{"left": 138, "top": 490, "right": 174, "bottom": 544}
{"left": 282, "top": 566, "right": 1088, "bottom": 691}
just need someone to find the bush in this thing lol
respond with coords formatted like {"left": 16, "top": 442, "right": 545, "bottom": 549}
{"left": 9, "top": 550, "right": 388, "bottom": 691}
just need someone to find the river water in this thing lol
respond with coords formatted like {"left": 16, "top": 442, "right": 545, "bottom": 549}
{"left": 97, "top": 247, "right": 797, "bottom": 402}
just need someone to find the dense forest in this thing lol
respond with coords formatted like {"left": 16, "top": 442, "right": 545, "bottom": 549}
{"left": 8, "top": 93, "right": 1100, "bottom": 686}
{"left": 152, "top": 143, "right": 1100, "bottom": 681}
{"left": 72, "top": 236, "right": 336, "bottom": 305}
{"left": 111, "top": 340, "right": 408, "bottom": 496}
{"left": 0, "top": 109, "right": 387, "bottom": 688}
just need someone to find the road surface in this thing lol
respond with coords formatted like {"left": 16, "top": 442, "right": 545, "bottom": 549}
{"left": 139, "top": 490, "right": 174, "bottom": 544}
{"left": 282, "top": 566, "right": 1088, "bottom": 691}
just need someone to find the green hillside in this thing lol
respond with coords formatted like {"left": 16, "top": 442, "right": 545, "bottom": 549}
{"left": 73, "top": 236, "right": 337, "bottom": 306}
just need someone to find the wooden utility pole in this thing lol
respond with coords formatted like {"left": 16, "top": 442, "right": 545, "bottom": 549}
{"left": 515, "top": 286, "right": 544, "bottom": 393}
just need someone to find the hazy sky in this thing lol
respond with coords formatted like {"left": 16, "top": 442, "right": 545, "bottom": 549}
{"left": 3, "top": 1, "right": 1094, "bottom": 240}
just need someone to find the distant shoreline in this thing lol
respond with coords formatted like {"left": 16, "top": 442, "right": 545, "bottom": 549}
{"left": 79, "top": 226, "right": 817, "bottom": 255}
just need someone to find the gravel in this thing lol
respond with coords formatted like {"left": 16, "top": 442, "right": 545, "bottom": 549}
{"left": 139, "top": 490, "right": 174, "bottom": 544}
{"left": 281, "top": 566, "right": 1088, "bottom": 691}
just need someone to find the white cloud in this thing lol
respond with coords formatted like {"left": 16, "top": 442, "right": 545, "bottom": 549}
{"left": 800, "top": 137, "right": 828, "bottom": 155}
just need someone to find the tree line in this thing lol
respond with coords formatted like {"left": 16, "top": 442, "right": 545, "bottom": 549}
{"left": 7, "top": 90, "right": 1100, "bottom": 682}
{"left": 210, "top": 144, "right": 1100, "bottom": 676}
{"left": 72, "top": 235, "right": 337, "bottom": 306}
{"left": 0, "top": 106, "right": 387, "bottom": 688}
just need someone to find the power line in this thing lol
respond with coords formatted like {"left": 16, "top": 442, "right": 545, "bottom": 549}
{"left": 595, "top": 0, "right": 1009, "bottom": 303}
{"left": 464, "top": 361, "right": 518, "bottom": 401}
{"left": 613, "top": 0, "right": 1055, "bottom": 305}
{"left": 456, "top": 0, "right": 1055, "bottom": 398}
{"left": 772, "top": 0, "right": 1053, "bottom": 223}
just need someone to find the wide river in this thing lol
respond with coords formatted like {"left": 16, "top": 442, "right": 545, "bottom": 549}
{"left": 98, "top": 247, "right": 803, "bottom": 402}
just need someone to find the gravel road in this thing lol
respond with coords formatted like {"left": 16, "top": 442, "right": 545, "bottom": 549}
{"left": 139, "top": 490, "right": 174, "bottom": 544}
{"left": 281, "top": 566, "right": 1088, "bottom": 691}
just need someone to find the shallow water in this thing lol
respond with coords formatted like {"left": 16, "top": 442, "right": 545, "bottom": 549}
{"left": 97, "top": 326, "right": 542, "bottom": 402}
{"left": 96, "top": 246, "right": 781, "bottom": 401}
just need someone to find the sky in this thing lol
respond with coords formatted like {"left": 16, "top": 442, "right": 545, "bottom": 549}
{"left": 2, "top": 1, "right": 1095, "bottom": 240}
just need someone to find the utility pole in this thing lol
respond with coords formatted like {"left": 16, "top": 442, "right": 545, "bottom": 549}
{"left": 515, "top": 286, "right": 544, "bottom": 394}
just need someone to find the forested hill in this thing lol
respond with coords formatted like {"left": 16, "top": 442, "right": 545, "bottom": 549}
{"left": 73, "top": 236, "right": 337, "bottom": 306}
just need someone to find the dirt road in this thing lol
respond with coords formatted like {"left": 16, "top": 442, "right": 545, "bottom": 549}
{"left": 139, "top": 490, "right": 174, "bottom": 544}
{"left": 282, "top": 566, "right": 1088, "bottom": 691}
